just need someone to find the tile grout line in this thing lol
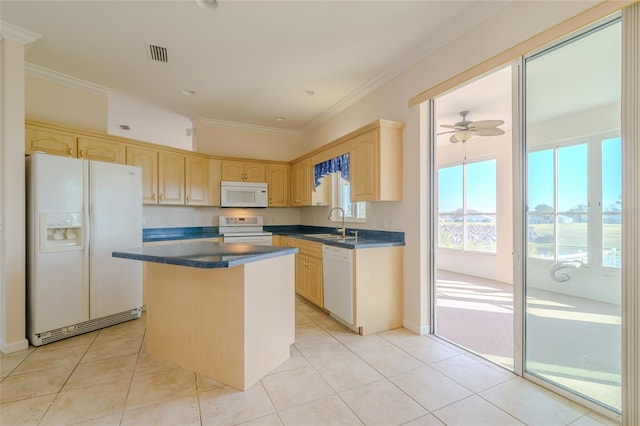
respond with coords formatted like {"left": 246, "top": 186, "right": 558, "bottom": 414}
{"left": 117, "top": 327, "right": 147, "bottom": 425}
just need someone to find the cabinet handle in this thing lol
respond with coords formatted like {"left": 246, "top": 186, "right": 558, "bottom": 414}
{"left": 68, "top": 147, "right": 73, "bottom": 156}
{"left": 187, "top": 195, "right": 191, "bottom": 202}
{"left": 152, "top": 193, "right": 156, "bottom": 201}
{"left": 79, "top": 149, "right": 84, "bottom": 158}
{"left": 159, "top": 194, "right": 164, "bottom": 202}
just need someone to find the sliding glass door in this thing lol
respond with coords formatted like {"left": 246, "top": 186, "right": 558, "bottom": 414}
{"left": 523, "top": 17, "right": 622, "bottom": 413}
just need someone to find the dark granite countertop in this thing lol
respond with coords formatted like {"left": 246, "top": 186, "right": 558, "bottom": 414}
{"left": 113, "top": 241, "right": 297, "bottom": 268}
{"left": 142, "top": 225, "right": 404, "bottom": 249}
{"left": 267, "top": 226, "right": 404, "bottom": 249}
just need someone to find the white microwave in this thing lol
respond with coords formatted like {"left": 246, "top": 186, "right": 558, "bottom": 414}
{"left": 220, "top": 181, "right": 268, "bottom": 208}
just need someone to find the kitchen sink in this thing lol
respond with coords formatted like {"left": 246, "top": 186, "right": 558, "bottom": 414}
{"left": 303, "top": 234, "right": 357, "bottom": 241}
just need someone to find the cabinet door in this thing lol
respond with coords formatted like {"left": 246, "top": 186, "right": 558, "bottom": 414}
{"left": 185, "top": 155, "right": 209, "bottom": 206}
{"left": 267, "top": 164, "right": 290, "bottom": 207}
{"left": 295, "top": 255, "right": 307, "bottom": 297}
{"left": 306, "top": 256, "right": 324, "bottom": 308}
{"left": 298, "top": 159, "right": 312, "bottom": 206}
{"left": 290, "top": 163, "right": 301, "bottom": 206}
{"left": 77, "top": 136, "right": 125, "bottom": 164}
{"left": 158, "top": 151, "right": 185, "bottom": 205}
{"left": 244, "top": 162, "right": 266, "bottom": 182}
{"left": 126, "top": 145, "right": 158, "bottom": 204}
{"left": 291, "top": 159, "right": 311, "bottom": 206}
{"left": 350, "top": 129, "right": 380, "bottom": 201}
{"left": 25, "top": 125, "right": 77, "bottom": 157}
{"left": 220, "top": 160, "right": 245, "bottom": 181}
{"left": 209, "top": 159, "right": 222, "bottom": 206}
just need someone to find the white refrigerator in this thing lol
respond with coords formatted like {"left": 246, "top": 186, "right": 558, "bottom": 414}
{"left": 26, "top": 153, "right": 143, "bottom": 346}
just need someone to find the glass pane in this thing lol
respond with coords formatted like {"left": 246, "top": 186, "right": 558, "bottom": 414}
{"left": 438, "top": 165, "right": 463, "bottom": 213}
{"left": 438, "top": 215, "right": 463, "bottom": 249}
{"left": 465, "top": 215, "right": 496, "bottom": 252}
{"left": 524, "top": 18, "right": 621, "bottom": 413}
{"left": 603, "top": 214, "right": 621, "bottom": 268}
{"left": 466, "top": 160, "right": 496, "bottom": 213}
{"left": 557, "top": 213, "right": 588, "bottom": 263}
{"left": 528, "top": 214, "right": 554, "bottom": 260}
{"left": 558, "top": 144, "right": 588, "bottom": 212}
{"left": 528, "top": 149, "right": 554, "bottom": 211}
{"left": 602, "top": 137, "right": 622, "bottom": 213}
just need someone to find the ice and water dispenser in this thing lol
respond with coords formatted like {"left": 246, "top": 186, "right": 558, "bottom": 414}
{"left": 40, "top": 212, "right": 83, "bottom": 252}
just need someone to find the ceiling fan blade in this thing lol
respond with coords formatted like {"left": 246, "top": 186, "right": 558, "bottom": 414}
{"left": 440, "top": 124, "right": 466, "bottom": 130}
{"left": 468, "top": 120, "right": 504, "bottom": 130}
{"left": 474, "top": 128, "right": 506, "bottom": 136}
{"left": 449, "top": 134, "right": 460, "bottom": 143}
{"left": 437, "top": 130, "right": 456, "bottom": 135}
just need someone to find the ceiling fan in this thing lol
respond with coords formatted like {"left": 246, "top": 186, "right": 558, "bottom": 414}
{"left": 438, "top": 111, "right": 505, "bottom": 143}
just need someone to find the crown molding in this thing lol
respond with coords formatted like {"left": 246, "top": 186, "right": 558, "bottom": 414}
{"left": 196, "top": 117, "right": 300, "bottom": 137}
{"left": 300, "top": 71, "right": 390, "bottom": 134}
{"left": 25, "top": 63, "right": 111, "bottom": 95}
{"left": 0, "top": 21, "right": 41, "bottom": 44}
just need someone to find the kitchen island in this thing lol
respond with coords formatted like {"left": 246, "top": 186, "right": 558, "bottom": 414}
{"left": 113, "top": 241, "right": 297, "bottom": 391}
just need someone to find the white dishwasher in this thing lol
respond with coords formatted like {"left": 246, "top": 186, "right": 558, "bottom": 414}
{"left": 322, "top": 245, "right": 354, "bottom": 326}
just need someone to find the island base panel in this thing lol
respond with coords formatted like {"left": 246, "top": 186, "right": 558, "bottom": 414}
{"left": 145, "top": 254, "right": 295, "bottom": 390}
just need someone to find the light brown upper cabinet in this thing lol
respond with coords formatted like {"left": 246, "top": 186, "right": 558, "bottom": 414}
{"left": 267, "top": 164, "right": 290, "bottom": 207}
{"left": 26, "top": 122, "right": 124, "bottom": 164}
{"left": 290, "top": 159, "right": 312, "bottom": 206}
{"left": 158, "top": 151, "right": 185, "bottom": 205}
{"left": 77, "top": 136, "right": 125, "bottom": 164}
{"left": 26, "top": 124, "right": 78, "bottom": 157}
{"left": 221, "top": 160, "right": 266, "bottom": 182}
{"left": 350, "top": 121, "right": 404, "bottom": 202}
{"left": 185, "top": 155, "right": 210, "bottom": 206}
{"left": 126, "top": 145, "right": 159, "bottom": 204}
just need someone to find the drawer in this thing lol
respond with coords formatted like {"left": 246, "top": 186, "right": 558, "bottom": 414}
{"left": 295, "top": 239, "right": 323, "bottom": 258}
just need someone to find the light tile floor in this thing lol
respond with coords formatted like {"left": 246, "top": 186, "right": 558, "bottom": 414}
{"left": 0, "top": 297, "right": 619, "bottom": 425}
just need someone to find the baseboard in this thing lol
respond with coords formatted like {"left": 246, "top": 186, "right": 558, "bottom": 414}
{"left": 1, "top": 338, "right": 29, "bottom": 354}
{"left": 402, "top": 319, "right": 430, "bottom": 336}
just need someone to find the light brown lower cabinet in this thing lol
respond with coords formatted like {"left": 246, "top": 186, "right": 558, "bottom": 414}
{"left": 280, "top": 235, "right": 403, "bottom": 335}
{"left": 353, "top": 245, "right": 403, "bottom": 335}
{"left": 280, "top": 237, "right": 323, "bottom": 308}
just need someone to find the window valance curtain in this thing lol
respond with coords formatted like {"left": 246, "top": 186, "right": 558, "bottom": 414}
{"left": 314, "top": 153, "right": 350, "bottom": 188}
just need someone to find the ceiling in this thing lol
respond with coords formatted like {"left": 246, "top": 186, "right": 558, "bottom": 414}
{"left": 434, "top": 17, "right": 621, "bottom": 147}
{"left": 1, "top": 0, "right": 510, "bottom": 132}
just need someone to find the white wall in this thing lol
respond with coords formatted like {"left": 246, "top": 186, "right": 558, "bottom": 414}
{"left": 142, "top": 205, "right": 301, "bottom": 229}
{"left": 108, "top": 91, "right": 193, "bottom": 150}
{"left": 0, "top": 37, "right": 29, "bottom": 353}
{"left": 26, "top": 74, "right": 108, "bottom": 132}
{"left": 194, "top": 119, "right": 305, "bottom": 161}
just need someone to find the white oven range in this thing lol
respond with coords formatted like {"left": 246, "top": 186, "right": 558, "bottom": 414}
{"left": 219, "top": 215, "right": 273, "bottom": 245}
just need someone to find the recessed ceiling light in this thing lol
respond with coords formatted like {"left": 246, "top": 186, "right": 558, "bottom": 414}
{"left": 182, "top": 89, "right": 196, "bottom": 96}
{"left": 301, "top": 90, "right": 315, "bottom": 96}
{"left": 275, "top": 117, "right": 286, "bottom": 122}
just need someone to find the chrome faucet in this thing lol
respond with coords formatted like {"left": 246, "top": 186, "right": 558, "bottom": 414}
{"left": 328, "top": 207, "right": 346, "bottom": 236}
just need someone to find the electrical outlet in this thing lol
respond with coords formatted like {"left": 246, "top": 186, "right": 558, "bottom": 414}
{"left": 371, "top": 217, "right": 376, "bottom": 229}
{"left": 384, "top": 217, "right": 392, "bottom": 229}
{"left": 192, "top": 216, "right": 197, "bottom": 225}
{"left": 391, "top": 218, "right": 402, "bottom": 230}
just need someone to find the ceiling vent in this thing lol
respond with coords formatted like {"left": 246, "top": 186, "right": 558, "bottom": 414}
{"left": 146, "top": 43, "right": 168, "bottom": 63}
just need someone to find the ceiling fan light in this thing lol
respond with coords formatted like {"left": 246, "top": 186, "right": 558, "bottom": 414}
{"left": 455, "top": 130, "right": 474, "bottom": 142}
